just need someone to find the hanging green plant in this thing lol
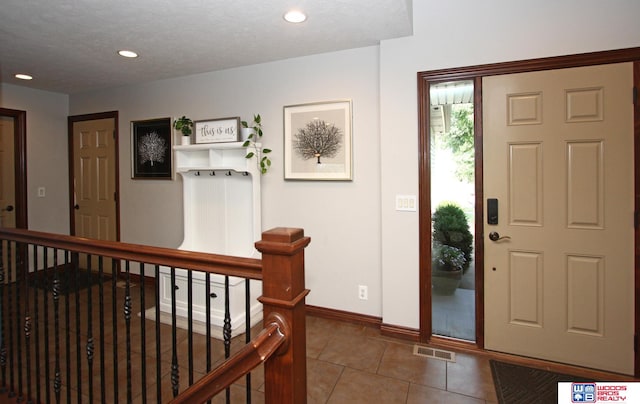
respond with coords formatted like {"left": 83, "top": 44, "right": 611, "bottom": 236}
{"left": 241, "top": 114, "right": 272, "bottom": 174}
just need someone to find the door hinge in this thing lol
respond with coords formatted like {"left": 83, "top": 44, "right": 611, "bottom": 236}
{"left": 634, "top": 86, "right": 638, "bottom": 105}
{"left": 635, "top": 334, "right": 638, "bottom": 352}
{"left": 635, "top": 211, "right": 639, "bottom": 230}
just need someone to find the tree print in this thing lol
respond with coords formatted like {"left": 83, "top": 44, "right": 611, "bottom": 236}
{"left": 138, "top": 131, "right": 167, "bottom": 166}
{"left": 293, "top": 120, "right": 342, "bottom": 164}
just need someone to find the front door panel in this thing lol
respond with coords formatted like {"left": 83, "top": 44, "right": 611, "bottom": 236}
{"left": 483, "top": 63, "right": 634, "bottom": 374}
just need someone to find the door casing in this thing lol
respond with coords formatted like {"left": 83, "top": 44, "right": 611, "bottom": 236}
{"left": 417, "top": 47, "right": 640, "bottom": 376}
{"left": 0, "top": 108, "right": 27, "bottom": 229}
{"left": 68, "top": 111, "right": 120, "bottom": 242}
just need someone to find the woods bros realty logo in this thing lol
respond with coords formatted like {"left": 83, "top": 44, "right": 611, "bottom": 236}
{"left": 563, "top": 382, "right": 634, "bottom": 402}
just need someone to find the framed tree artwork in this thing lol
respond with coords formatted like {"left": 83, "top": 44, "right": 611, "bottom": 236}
{"left": 283, "top": 100, "right": 352, "bottom": 180}
{"left": 131, "top": 117, "right": 172, "bottom": 179}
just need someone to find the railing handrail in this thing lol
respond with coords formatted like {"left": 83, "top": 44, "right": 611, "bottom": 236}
{"left": 0, "top": 227, "right": 262, "bottom": 280}
{"left": 0, "top": 226, "right": 310, "bottom": 403}
{"left": 170, "top": 316, "right": 287, "bottom": 404}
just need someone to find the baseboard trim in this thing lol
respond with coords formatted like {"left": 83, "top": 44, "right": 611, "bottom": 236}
{"left": 380, "top": 323, "right": 421, "bottom": 342}
{"left": 306, "top": 305, "right": 382, "bottom": 328}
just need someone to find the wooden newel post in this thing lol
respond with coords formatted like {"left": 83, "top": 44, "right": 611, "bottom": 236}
{"left": 255, "top": 228, "right": 311, "bottom": 404}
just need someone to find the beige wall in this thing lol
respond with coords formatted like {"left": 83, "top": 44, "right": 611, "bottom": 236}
{"left": 2, "top": 0, "right": 640, "bottom": 329}
{"left": 69, "top": 46, "right": 383, "bottom": 316}
{"left": 0, "top": 83, "right": 69, "bottom": 234}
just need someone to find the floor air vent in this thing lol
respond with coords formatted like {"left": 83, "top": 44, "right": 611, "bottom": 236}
{"left": 413, "top": 345, "right": 456, "bottom": 362}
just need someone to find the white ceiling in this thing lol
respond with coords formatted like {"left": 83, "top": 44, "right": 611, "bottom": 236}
{"left": 0, "top": 0, "right": 413, "bottom": 95}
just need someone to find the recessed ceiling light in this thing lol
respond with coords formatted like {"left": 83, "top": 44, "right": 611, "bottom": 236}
{"left": 15, "top": 73, "right": 33, "bottom": 80}
{"left": 118, "top": 50, "right": 139, "bottom": 58}
{"left": 284, "top": 10, "right": 306, "bottom": 23}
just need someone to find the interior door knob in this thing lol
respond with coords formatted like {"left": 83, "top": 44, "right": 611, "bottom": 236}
{"left": 489, "top": 231, "right": 511, "bottom": 242}
{"left": 2, "top": 205, "right": 13, "bottom": 212}
{"left": 74, "top": 204, "right": 80, "bottom": 210}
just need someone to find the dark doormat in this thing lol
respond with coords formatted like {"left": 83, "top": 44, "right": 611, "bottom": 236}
{"left": 490, "top": 360, "right": 592, "bottom": 404}
{"left": 29, "top": 267, "right": 110, "bottom": 295}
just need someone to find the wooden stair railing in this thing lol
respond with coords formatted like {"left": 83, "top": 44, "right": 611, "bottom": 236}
{"left": 172, "top": 227, "right": 311, "bottom": 404}
{"left": 0, "top": 226, "right": 310, "bottom": 403}
{"left": 170, "top": 315, "right": 287, "bottom": 404}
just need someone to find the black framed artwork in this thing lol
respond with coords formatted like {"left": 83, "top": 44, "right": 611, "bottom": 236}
{"left": 131, "top": 117, "right": 172, "bottom": 179}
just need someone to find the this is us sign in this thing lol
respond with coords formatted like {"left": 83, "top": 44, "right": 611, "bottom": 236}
{"left": 194, "top": 117, "right": 240, "bottom": 143}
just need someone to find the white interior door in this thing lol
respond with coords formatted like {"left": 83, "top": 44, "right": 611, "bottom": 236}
{"left": 483, "top": 63, "right": 634, "bottom": 374}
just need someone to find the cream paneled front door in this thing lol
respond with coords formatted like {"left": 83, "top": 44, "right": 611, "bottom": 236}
{"left": 483, "top": 63, "right": 634, "bottom": 374}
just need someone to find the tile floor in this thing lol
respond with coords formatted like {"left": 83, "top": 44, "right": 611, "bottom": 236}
{"left": 304, "top": 315, "right": 497, "bottom": 404}
{"left": 1, "top": 280, "right": 635, "bottom": 403}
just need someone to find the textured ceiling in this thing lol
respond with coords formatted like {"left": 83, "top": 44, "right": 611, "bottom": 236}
{"left": 0, "top": 0, "right": 413, "bottom": 94}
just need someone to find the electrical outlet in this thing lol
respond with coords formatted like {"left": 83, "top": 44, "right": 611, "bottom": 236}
{"left": 358, "top": 285, "right": 368, "bottom": 300}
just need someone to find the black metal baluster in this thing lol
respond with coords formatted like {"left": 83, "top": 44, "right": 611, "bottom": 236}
{"left": 15, "top": 242, "right": 24, "bottom": 402}
{"left": 187, "top": 269, "right": 193, "bottom": 386}
{"left": 205, "top": 272, "right": 213, "bottom": 404}
{"left": 245, "top": 279, "right": 252, "bottom": 403}
{"left": 224, "top": 275, "right": 231, "bottom": 404}
{"left": 63, "top": 250, "right": 71, "bottom": 404}
{"left": 98, "top": 256, "right": 106, "bottom": 403}
{"left": 154, "top": 264, "right": 162, "bottom": 403}
{"left": 7, "top": 241, "right": 15, "bottom": 398}
{"left": 33, "top": 245, "right": 42, "bottom": 404}
{"left": 139, "top": 262, "right": 147, "bottom": 403}
{"left": 52, "top": 248, "right": 62, "bottom": 403}
{"left": 205, "top": 272, "right": 212, "bottom": 370}
{"left": 85, "top": 255, "right": 95, "bottom": 403}
{"left": 22, "top": 243, "right": 32, "bottom": 404}
{"left": 124, "top": 260, "right": 133, "bottom": 403}
{"left": 170, "top": 267, "right": 179, "bottom": 398}
{"left": 0, "top": 240, "right": 5, "bottom": 393}
{"left": 111, "top": 258, "right": 119, "bottom": 402}
{"left": 73, "top": 252, "right": 82, "bottom": 402}
{"left": 42, "top": 248, "right": 50, "bottom": 404}
{"left": 7, "top": 242, "right": 16, "bottom": 397}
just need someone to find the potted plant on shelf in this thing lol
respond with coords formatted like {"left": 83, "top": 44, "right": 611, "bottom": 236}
{"left": 431, "top": 202, "right": 473, "bottom": 294}
{"left": 241, "top": 114, "right": 272, "bottom": 174}
{"left": 173, "top": 116, "right": 193, "bottom": 145}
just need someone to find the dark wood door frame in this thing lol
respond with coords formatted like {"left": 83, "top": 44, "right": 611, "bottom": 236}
{"left": 0, "top": 108, "right": 28, "bottom": 229}
{"left": 67, "top": 111, "right": 120, "bottom": 241}
{"left": 417, "top": 47, "right": 640, "bottom": 376}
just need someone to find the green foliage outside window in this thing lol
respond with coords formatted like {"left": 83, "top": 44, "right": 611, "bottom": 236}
{"left": 441, "top": 105, "right": 474, "bottom": 182}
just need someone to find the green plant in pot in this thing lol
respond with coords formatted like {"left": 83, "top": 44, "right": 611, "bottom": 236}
{"left": 241, "top": 114, "right": 272, "bottom": 174}
{"left": 431, "top": 203, "right": 473, "bottom": 272}
{"left": 431, "top": 243, "right": 466, "bottom": 295}
{"left": 173, "top": 116, "right": 193, "bottom": 145}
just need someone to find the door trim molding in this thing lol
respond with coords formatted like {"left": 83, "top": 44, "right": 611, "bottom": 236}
{"left": 417, "top": 47, "right": 640, "bottom": 376}
{"left": 0, "top": 108, "right": 27, "bottom": 229}
{"left": 67, "top": 111, "right": 120, "bottom": 240}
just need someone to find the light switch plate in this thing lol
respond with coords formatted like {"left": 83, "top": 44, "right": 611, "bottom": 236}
{"left": 395, "top": 195, "right": 417, "bottom": 212}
